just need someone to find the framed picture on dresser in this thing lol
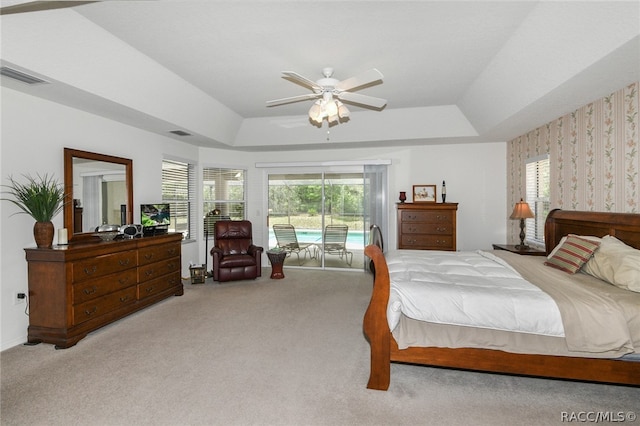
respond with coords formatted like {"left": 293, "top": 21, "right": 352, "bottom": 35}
{"left": 413, "top": 184, "right": 436, "bottom": 202}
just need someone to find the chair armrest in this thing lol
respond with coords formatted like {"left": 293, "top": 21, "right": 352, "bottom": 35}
{"left": 248, "top": 245, "right": 264, "bottom": 256}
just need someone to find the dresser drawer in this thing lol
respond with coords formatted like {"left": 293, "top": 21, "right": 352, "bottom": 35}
{"left": 73, "top": 269, "right": 137, "bottom": 304}
{"left": 72, "top": 250, "right": 137, "bottom": 283}
{"left": 401, "top": 222, "right": 453, "bottom": 235}
{"left": 138, "top": 243, "right": 181, "bottom": 266}
{"left": 400, "top": 210, "right": 453, "bottom": 224}
{"left": 73, "top": 287, "right": 137, "bottom": 325}
{"left": 138, "top": 257, "right": 181, "bottom": 283}
{"left": 138, "top": 272, "right": 181, "bottom": 299}
{"left": 400, "top": 234, "right": 454, "bottom": 250}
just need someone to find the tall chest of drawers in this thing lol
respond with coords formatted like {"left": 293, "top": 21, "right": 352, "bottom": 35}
{"left": 397, "top": 202, "right": 458, "bottom": 251}
{"left": 24, "top": 233, "right": 183, "bottom": 348}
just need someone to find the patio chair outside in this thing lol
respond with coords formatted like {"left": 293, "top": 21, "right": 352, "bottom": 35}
{"left": 272, "top": 224, "right": 314, "bottom": 265}
{"left": 323, "top": 224, "right": 353, "bottom": 266}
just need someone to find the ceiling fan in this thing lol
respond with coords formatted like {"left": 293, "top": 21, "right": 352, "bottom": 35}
{"left": 266, "top": 67, "right": 386, "bottom": 125}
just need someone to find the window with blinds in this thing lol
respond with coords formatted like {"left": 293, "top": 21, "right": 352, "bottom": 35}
{"left": 203, "top": 167, "right": 246, "bottom": 237}
{"left": 525, "top": 154, "right": 550, "bottom": 245}
{"left": 162, "top": 159, "right": 195, "bottom": 240}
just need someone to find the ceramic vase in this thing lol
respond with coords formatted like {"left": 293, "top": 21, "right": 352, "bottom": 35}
{"left": 33, "top": 221, "right": 55, "bottom": 248}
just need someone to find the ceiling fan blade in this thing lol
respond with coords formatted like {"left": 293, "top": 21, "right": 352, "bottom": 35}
{"left": 338, "top": 92, "right": 387, "bottom": 109}
{"left": 266, "top": 93, "right": 320, "bottom": 107}
{"left": 0, "top": 1, "right": 97, "bottom": 15}
{"left": 281, "top": 71, "right": 322, "bottom": 91}
{"left": 335, "top": 68, "right": 384, "bottom": 92}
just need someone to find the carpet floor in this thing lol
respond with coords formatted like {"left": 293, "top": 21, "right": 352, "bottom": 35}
{"left": 1, "top": 268, "right": 638, "bottom": 425}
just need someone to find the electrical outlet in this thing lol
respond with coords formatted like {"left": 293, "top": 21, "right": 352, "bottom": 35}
{"left": 14, "top": 292, "right": 26, "bottom": 305}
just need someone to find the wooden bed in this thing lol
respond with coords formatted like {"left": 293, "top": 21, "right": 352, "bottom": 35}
{"left": 363, "top": 209, "right": 640, "bottom": 390}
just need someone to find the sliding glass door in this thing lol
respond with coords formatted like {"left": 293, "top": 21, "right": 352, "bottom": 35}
{"left": 268, "top": 170, "right": 366, "bottom": 270}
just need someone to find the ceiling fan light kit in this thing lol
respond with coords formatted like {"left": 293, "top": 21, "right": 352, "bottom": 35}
{"left": 267, "top": 67, "right": 386, "bottom": 126}
{"left": 309, "top": 98, "right": 349, "bottom": 125}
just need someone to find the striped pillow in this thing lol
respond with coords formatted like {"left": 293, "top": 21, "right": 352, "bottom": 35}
{"left": 545, "top": 235, "right": 601, "bottom": 274}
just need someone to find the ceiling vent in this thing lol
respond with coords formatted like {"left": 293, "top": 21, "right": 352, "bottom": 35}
{"left": 169, "top": 130, "right": 191, "bottom": 136}
{"left": 0, "top": 66, "right": 48, "bottom": 85}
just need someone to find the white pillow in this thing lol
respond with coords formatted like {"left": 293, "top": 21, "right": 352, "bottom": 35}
{"left": 583, "top": 235, "right": 640, "bottom": 292}
{"left": 547, "top": 235, "right": 603, "bottom": 259}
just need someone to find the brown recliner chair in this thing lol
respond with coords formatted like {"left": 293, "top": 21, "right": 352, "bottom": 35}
{"left": 211, "top": 220, "right": 263, "bottom": 282}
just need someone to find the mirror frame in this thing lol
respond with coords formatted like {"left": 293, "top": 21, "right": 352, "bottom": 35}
{"left": 63, "top": 148, "right": 133, "bottom": 242}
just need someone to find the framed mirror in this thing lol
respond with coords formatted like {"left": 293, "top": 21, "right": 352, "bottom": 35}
{"left": 63, "top": 148, "right": 133, "bottom": 241}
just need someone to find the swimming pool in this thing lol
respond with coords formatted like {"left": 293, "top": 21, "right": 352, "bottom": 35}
{"left": 268, "top": 229, "right": 365, "bottom": 249}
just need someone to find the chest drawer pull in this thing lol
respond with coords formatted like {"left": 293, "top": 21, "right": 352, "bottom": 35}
{"left": 145, "top": 286, "right": 155, "bottom": 293}
{"left": 145, "top": 269, "right": 155, "bottom": 277}
{"left": 83, "top": 266, "right": 97, "bottom": 276}
{"left": 83, "top": 286, "right": 97, "bottom": 295}
{"left": 167, "top": 248, "right": 177, "bottom": 255}
{"left": 84, "top": 306, "right": 97, "bottom": 316}
{"left": 118, "top": 277, "right": 130, "bottom": 285}
{"left": 118, "top": 258, "right": 130, "bottom": 266}
{"left": 119, "top": 295, "right": 131, "bottom": 303}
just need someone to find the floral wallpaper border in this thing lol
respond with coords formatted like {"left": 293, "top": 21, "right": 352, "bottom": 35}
{"left": 506, "top": 82, "right": 639, "bottom": 243}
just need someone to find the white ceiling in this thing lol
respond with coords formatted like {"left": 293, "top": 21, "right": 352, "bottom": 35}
{"left": 1, "top": 1, "right": 639, "bottom": 151}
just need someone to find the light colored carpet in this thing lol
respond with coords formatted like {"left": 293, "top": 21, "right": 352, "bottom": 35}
{"left": 1, "top": 269, "right": 638, "bottom": 426}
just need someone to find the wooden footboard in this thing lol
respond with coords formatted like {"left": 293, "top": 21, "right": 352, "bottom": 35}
{"left": 363, "top": 244, "right": 392, "bottom": 390}
{"left": 363, "top": 244, "right": 640, "bottom": 390}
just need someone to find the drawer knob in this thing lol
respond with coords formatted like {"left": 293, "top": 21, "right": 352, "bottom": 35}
{"left": 119, "top": 295, "right": 130, "bottom": 303}
{"left": 168, "top": 248, "right": 177, "bottom": 255}
{"left": 83, "top": 286, "right": 97, "bottom": 295}
{"left": 146, "top": 286, "right": 155, "bottom": 293}
{"left": 118, "top": 277, "right": 129, "bottom": 285}
{"left": 83, "top": 266, "right": 97, "bottom": 276}
{"left": 119, "top": 258, "right": 130, "bottom": 266}
{"left": 84, "top": 306, "right": 97, "bottom": 316}
{"left": 144, "top": 253, "right": 153, "bottom": 260}
{"left": 145, "top": 270, "right": 154, "bottom": 277}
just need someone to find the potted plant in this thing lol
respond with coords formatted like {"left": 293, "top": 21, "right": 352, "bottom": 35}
{"left": 1, "top": 173, "right": 66, "bottom": 248}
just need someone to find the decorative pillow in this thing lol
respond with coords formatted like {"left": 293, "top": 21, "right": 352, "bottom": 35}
{"left": 583, "top": 236, "right": 640, "bottom": 292}
{"left": 547, "top": 235, "right": 602, "bottom": 259}
{"left": 544, "top": 235, "right": 601, "bottom": 274}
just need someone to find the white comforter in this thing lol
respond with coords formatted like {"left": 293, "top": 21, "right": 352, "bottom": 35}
{"left": 386, "top": 250, "right": 565, "bottom": 337}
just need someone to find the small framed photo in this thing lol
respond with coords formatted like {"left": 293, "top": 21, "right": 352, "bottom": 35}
{"left": 413, "top": 184, "right": 437, "bottom": 203}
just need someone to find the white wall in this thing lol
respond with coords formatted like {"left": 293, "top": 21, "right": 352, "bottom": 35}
{"left": 1, "top": 88, "right": 506, "bottom": 350}
{"left": 196, "top": 141, "right": 507, "bottom": 257}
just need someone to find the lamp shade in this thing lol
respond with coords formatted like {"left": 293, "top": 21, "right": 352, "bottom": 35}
{"left": 308, "top": 101, "right": 323, "bottom": 124}
{"left": 510, "top": 198, "right": 534, "bottom": 220}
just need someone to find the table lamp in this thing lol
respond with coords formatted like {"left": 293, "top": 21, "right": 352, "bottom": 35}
{"left": 510, "top": 198, "right": 534, "bottom": 249}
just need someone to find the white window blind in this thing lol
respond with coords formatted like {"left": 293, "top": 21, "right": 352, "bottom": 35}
{"left": 162, "top": 159, "right": 195, "bottom": 240}
{"left": 203, "top": 167, "right": 246, "bottom": 237}
{"left": 525, "top": 155, "right": 550, "bottom": 245}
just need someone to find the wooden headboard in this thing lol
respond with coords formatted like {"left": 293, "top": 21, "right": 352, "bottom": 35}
{"left": 544, "top": 209, "right": 640, "bottom": 253}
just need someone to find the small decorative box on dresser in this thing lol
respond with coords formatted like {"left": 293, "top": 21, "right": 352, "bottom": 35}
{"left": 24, "top": 233, "right": 183, "bottom": 349}
{"left": 397, "top": 202, "right": 458, "bottom": 251}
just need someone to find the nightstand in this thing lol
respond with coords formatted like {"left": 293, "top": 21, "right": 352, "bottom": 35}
{"left": 492, "top": 244, "right": 546, "bottom": 256}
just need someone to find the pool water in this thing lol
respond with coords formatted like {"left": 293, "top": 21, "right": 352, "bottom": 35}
{"left": 269, "top": 229, "right": 365, "bottom": 249}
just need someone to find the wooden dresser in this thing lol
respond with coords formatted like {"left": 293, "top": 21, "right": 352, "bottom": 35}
{"left": 397, "top": 202, "right": 458, "bottom": 250}
{"left": 24, "top": 233, "right": 183, "bottom": 349}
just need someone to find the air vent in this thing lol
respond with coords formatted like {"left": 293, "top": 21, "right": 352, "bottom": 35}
{"left": 0, "top": 67, "right": 48, "bottom": 85}
{"left": 169, "top": 130, "right": 191, "bottom": 136}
